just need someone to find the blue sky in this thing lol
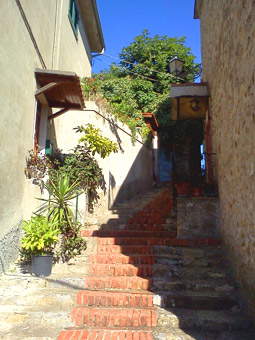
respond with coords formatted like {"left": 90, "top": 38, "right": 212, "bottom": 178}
{"left": 93, "top": 0, "right": 201, "bottom": 73}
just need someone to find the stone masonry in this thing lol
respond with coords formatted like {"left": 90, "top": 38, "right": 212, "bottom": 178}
{"left": 196, "top": 0, "right": 255, "bottom": 319}
{"left": 177, "top": 197, "right": 219, "bottom": 240}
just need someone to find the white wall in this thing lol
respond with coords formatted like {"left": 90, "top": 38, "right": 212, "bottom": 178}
{"left": 53, "top": 102, "right": 154, "bottom": 218}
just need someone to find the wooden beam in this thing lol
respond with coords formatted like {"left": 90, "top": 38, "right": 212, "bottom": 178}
{"left": 36, "top": 92, "right": 48, "bottom": 105}
{"left": 46, "top": 101, "right": 82, "bottom": 109}
{"left": 48, "top": 108, "right": 69, "bottom": 120}
{"left": 35, "top": 82, "right": 59, "bottom": 97}
{"left": 35, "top": 82, "right": 60, "bottom": 106}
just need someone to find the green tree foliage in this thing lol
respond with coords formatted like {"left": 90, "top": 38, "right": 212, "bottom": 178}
{"left": 83, "top": 30, "right": 199, "bottom": 142}
{"left": 118, "top": 30, "right": 197, "bottom": 92}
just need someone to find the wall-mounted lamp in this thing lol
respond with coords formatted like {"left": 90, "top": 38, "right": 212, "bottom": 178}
{"left": 169, "top": 57, "right": 185, "bottom": 76}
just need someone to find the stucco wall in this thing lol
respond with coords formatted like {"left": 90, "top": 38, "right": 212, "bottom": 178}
{"left": 0, "top": 0, "right": 93, "bottom": 272}
{"left": 198, "top": 0, "right": 255, "bottom": 316}
{"left": 52, "top": 102, "right": 154, "bottom": 222}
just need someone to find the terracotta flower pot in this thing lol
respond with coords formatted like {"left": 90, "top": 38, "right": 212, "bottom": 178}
{"left": 175, "top": 182, "right": 191, "bottom": 196}
{"left": 191, "top": 187, "right": 203, "bottom": 197}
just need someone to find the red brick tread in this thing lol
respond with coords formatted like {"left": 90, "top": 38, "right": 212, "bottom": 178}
{"left": 58, "top": 329, "right": 153, "bottom": 340}
{"left": 89, "top": 255, "right": 155, "bottom": 265}
{"left": 76, "top": 291, "right": 154, "bottom": 307}
{"left": 84, "top": 276, "right": 151, "bottom": 290}
{"left": 89, "top": 264, "right": 153, "bottom": 277}
{"left": 97, "top": 245, "right": 155, "bottom": 255}
{"left": 72, "top": 307, "right": 157, "bottom": 327}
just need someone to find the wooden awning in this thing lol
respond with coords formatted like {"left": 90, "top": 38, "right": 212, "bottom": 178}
{"left": 142, "top": 112, "right": 159, "bottom": 132}
{"left": 35, "top": 69, "right": 85, "bottom": 117}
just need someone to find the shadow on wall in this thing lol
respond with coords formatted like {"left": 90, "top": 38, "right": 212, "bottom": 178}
{"left": 109, "top": 143, "right": 154, "bottom": 208}
{"left": 48, "top": 112, "right": 153, "bottom": 211}
{"left": 108, "top": 172, "right": 116, "bottom": 209}
{"left": 108, "top": 117, "right": 124, "bottom": 153}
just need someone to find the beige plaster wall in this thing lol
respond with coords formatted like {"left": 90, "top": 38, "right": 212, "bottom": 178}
{"left": 52, "top": 102, "right": 154, "bottom": 221}
{"left": 57, "top": 0, "right": 92, "bottom": 76}
{"left": 0, "top": 0, "right": 93, "bottom": 271}
{"left": 199, "top": 0, "right": 255, "bottom": 317}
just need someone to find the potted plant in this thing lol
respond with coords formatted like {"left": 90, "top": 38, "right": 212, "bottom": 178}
{"left": 39, "top": 174, "right": 87, "bottom": 262}
{"left": 175, "top": 181, "right": 191, "bottom": 196}
{"left": 21, "top": 215, "right": 60, "bottom": 276}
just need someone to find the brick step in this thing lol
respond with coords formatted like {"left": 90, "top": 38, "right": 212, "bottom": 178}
{"left": 87, "top": 263, "right": 226, "bottom": 279}
{"left": 76, "top": 290, "right": 154, "bottom": 308}
{"left": 97, "top": 245, "right": 155, "bottom": 255}
{"left": 84, "top": 276, "right": 151, "bottom": 290}
{"left": 155, "top": 292, "right": 238, "bottom": 310}
{"left": 71, "top": 306, "right": 157, "bottom": 328}
{"left": 89, "top": 264, "right": 153, "bottom": 277}
{"left": 96, "top": 244, "right": 222, "bottom": 257}
{"left": 89, "top": 254, "right": 155, "bottom": 265}
{"left": 81, "top": 230, "right": 177, "bottom": 238}
{"left": 153, "top": 329, "right": 255, "bottom": 340}
{"left": 96, "top": 237, "right": 221, "bottom": 246}
{"left": 156, "top": 307, "right": 252, "bottom": 331}
{"left": 152, "top": 278, "right": 235, "bottom": 293}
{"left": 58, "top": 328, "right": 153, "bottom": 340}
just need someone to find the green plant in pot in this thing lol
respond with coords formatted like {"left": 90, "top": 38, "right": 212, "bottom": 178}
{"left": 39, "top": 174, "right": 87, "bottom": 262}
{"left": 21, "top": 215, "right": 60, "bottom": 276}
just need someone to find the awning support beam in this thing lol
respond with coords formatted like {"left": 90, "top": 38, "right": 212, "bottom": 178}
{"left": 48, "top": 108, "right": 69, "bottom": 120}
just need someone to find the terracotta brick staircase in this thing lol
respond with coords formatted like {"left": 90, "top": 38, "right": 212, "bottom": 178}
{"left": 57, "top": 186, "right": 255, "bottom": 340}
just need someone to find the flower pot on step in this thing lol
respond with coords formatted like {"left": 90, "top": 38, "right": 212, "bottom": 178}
{"left": 175, "top": 182, "right": 191, "bottom": 196}
{"left": 191, "top": 187, "right": 203, "bottom": 197}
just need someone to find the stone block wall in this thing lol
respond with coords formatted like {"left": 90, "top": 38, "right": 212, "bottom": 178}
{"left": 198, "top": 0, "right": 255, "bottom": 317}
{"left": 177, "top": 197, "right": 219, "bottom": 239}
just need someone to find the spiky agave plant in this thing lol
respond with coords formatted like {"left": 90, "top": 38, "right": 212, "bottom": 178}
{"left": 40, "top": 174, "right": 81, "bottom": 229}
{"left": 38, "top": 174, "right": 86, "bottom": 262}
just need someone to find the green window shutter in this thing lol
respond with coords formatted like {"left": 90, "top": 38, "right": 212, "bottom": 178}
{"left": 69, "top": 0, "right": 79, "bottom": 36}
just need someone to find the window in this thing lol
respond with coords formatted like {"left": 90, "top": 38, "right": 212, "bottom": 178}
{"left": 68, "top": 0, "right": 79, "bottom": 37}
{"left": 34, "top": 102, "right": 49, "bottom": 154}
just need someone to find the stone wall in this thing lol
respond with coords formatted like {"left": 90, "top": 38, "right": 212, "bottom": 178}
{"left": 197, "top": 0, "right": 255, "bottom": 317}
{"left": 177, "top": 197, "right": 219, "bottom": 239}
{"left": 0, "top": 224, "right": 21, "bottom": 274}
